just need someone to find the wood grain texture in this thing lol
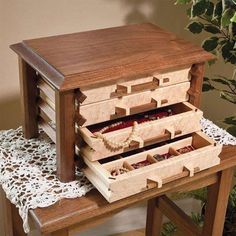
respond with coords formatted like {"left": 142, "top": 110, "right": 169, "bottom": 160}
{"left": 158, "top": 196, "right": 201, "bottom": 236}
{"left": 55, "top": 90, "right": 76, "bottom": 182}
{"left": 146, "top": 198, "right": 163, "bottom": 236}
{"left": 81, "top": 67, "right": 191, "bottom": 105}
{"left": 79, "top": 82, "right": 190, "bottom": 126}
{"left": 83, "top": 132, "right": 221, "bottom": 202}
{"left": 79, "top": 102, "right": 202, "bottom": 160}
{"left": 18, "top": 58, "right": 39, "bottom": 138}
{"left": 11, "top": 23, "right": 214, "bottom": 91}
{"left": 188, "top": 63, "right": 205, "bottom": 107}
{"left": 29, "top": 145, "right": 236, "bottom": 234}
{"left": 0, "top": 187, "right": 13, "bottom": 236}
{"left": 202, "top": 167, "right": 235, "bottom": 236}
{"left": 10, "top": 43, "right": 64, "bottom": 90}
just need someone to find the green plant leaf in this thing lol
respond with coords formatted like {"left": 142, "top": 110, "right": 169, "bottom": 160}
{"left": 223, "top": 116, "right": 236, "bottom": 126}
{"left": 186, "top": 7, "right": 192, "bottom": 17}
{"left": 204, "top": 25, "right": 221, "bottom": 33}
{"left": 212, "top": 78, "right": 230, "bottom": 85}
{"left": 161, "top": 222, "right": 177, "bottom": 236}
{"left": 202, "top": 83, "right": 215, "bottom": 91}
{"left": 227, "top": 125, "right": 236, "bottom": 137}
{"left": 205, "top": 1, "right": 214, "bottom": 17}
{"left": 191, "top": 0, "right": 210, "bottom": 17}
{"left": 186, "top": 21, "right": 204, "bottom": 33}
{"left": 202, "top": 36, "right": 219, "bottom": 51}
{"left": 222, "top": 41, "right": 235, "bottom": 61}
{"left": 228, "top": 79, "right": 236, "bottom": 87}
{"left": 220, "top": 91, "right": 236, "bottom": 103}
{"left": 175, "top": 0, "right": 191, "bottom": 4}
{"left": 208, "top": 58, "right": 217, "bottom": 65}
{"left": 221, "top": 9, "right": 235, "bottom": 27}
{"left": 231, "top": 11, "right": 236, "bottom": 23}
{"left": 213, "top": 0, "right": 223, "bottom": 19}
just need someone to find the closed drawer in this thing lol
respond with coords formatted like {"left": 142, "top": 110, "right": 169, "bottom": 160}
{"left": 78, "top": 82, "right": 190, "bottom": 126}
{"left": 82, "top": 132, "right": 221, "bottom": 202}
{"left": 78, "top": 102, "right": 202, "bottom": 161}
{"left": 80, "top": 67, "right": 191, "bottom": 105}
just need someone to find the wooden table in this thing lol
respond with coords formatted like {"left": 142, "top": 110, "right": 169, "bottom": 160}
{"left": 5, "top": 145, "right": 236, "bottom": 236}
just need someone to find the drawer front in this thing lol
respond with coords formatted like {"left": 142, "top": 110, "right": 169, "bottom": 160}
{"left": 78, "top": 82, "right": 190, "bottom": 127}
{"left": 82, "top": 132, "right": 222, "bottom": 202}
{"left": 80, "top": 67, "right": 191, "bottom": 105}
{"left": 79, "top": 102, "right": 202, "bottom": 161}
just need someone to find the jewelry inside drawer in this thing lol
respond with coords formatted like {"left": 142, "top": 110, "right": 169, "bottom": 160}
{"left": 79, "top": 66, "right": 191, "bottom": 105}
{"left": 77, "top": 102, "right": 202, "bottom": 161}
{"left": 78, "top": 82, "right": 190, "bottom": 126}
{"left": 82, "top": 132, "right": 221, "bottom": 202}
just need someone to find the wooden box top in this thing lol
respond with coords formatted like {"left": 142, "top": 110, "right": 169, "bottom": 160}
{"left": 10, "top": 23, "right": 214, "bottom": 91}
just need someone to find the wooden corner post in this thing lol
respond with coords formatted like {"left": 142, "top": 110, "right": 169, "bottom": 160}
{"left": 18, "top": 58, "right": 39, "bottom": 138}
{"left": 55, "top": 90, "right": 76, "bottom": 182}
{"left": 189, "top": 63, "right": 205, "bottom": 108}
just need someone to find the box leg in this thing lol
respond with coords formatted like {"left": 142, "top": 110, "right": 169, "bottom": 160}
{"left": 18, "top": 58, "right": 39, "bottom": 138}
{"left": 202, "top": 168, "right": 234, "bottom": 236}
{"left": 55, "top": 90, "right": 76, "bottom": 182}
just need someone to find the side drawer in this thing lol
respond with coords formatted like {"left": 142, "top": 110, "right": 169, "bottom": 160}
{"left": 80, "top": 67, "right": 191, "bottom": 105}
{"left": 78, "top": 102, "right": 202, "bottom": 161}
{"left": 78, "top": 82, "right": 190, "bottom": 126}
{"left": 82, "top": 132, "right": 222, "bottom": 202}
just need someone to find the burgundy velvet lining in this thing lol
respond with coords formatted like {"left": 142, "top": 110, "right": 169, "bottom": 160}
{"left": 90, "top": 109, "right": 173, "bottom": 134}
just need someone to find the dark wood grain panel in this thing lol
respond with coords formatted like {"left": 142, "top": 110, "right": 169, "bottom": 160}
{"left": 11, "top": 23, "right": 214, "bottom": 91}
{"left": 55, "top": 90, "right": 76, "bottom": 182}
{"left": 189, "top": 63, "right": 205, "bottom": 108}
{"left": 18, "top": 58, "right": 39, "bottom": 138}
{"left": 10, "top": 43, "right": 64, "bottom": 90}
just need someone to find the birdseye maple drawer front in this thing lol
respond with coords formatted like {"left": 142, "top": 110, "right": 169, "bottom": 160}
{"left": 78, "top": 102, "right": 203, "bottom": 161}
{"left": 78, "top": 82, "right": 190, "bottom": 127}
{"left": 82, "top": 132, "right": 221, "bottom": 202}
{"left": 80, "top": 67, "right": 191, "bottom": 105}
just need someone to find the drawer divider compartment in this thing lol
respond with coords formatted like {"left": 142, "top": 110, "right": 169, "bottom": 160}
{"left": 82, "top": 131, "right": 221, "bottom": 202}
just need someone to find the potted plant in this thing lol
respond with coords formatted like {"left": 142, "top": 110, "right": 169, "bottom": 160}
{"left": 175, "top": 0, "right": 236, "bottom": 136}
{"left": 160, "top": 1, "right": 236, "bottom": 235}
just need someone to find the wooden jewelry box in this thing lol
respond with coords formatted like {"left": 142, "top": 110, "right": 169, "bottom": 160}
{"left": 11, "top": 23, "right": 222, "bottom": 202}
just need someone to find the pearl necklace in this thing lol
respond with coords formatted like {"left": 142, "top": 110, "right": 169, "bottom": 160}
{"left": 93, "top": 109, "right": 173, "bottom": 150}
{"left": 94, "top": 121, "right": 139, "bottom": 150}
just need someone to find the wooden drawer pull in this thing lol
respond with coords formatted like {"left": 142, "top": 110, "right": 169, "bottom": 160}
{"left": 111, "top": 99, "right": 158, "bottom": 119}
{"left": 110, "top": 85, "right": 128, "bottom": 98}
{"left": 129, "top": 98, "right": 158, "bottom": 115}
{"left": 131, "top": 77, "right": 160, "bottom": 93}
{"left": 147, "top": 177, "right": 163, "bottom": 189}
{"left": 147, "top": 166, "right": 200, "bottom": 189}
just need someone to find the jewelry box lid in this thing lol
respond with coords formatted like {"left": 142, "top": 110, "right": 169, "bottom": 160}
{"left": 10, "top": 23, "right": 214, "bottom": 91}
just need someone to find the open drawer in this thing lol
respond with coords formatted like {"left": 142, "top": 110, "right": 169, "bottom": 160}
{"left": 82, "top": 132, "right": 222, "bottom": 202}
{"left": 78, "top": 82, "right": 190, "bottom": 126}
{"left": 78, "top": 102, "right": 203, "bottom": 161}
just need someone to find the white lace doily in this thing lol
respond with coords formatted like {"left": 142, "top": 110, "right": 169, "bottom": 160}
{"left": 0, "top": 117, "right": 235, "bottom": 233}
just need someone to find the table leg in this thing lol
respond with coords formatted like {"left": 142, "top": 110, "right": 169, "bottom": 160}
{"left": 18, "top": 58, "right": 39, "bottom": 138}
{"left": 1, "top": 187, "right": 13, "bottom": 236}
{"left": 202, "top": 168, "right": 234, "bottom": 236}
{"left": 146, "top": 198, "right": 163, "bottom": 236}
{"left": 55, "top": 90, "right": 76, "bottom": 182}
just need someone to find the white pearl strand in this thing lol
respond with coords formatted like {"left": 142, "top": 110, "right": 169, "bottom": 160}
{"left": 94, "top": 121, "right": 139, "bottom": 150}
{"left": 93, "top": 109, "right": 173, "bottom": 150}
